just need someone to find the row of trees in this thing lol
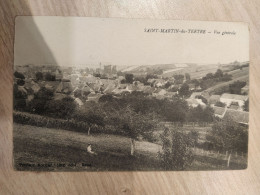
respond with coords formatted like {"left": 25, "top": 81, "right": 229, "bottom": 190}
{"left": 36, "top": 72, "right": 56, "bottom": 81}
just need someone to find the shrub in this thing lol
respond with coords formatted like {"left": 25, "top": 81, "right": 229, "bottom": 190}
{"left": 14, "top": 71, "right": 25, "bottom": 79}
{"left": 36, "top": 72, "right": 43, "bottom": 80}
{"left": 45, "top": 72, "right": 56, "bottom": 81}
{"left": 160, "top": 127, "right": 194, "bottom": 170}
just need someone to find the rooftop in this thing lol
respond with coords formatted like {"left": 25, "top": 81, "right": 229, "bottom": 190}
{"left": 221, "top": 93, "right": 248, "bottom": 101}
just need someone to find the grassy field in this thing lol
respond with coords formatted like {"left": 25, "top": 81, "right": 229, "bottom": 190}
{"left": 13, "top": 123, "right": 247, "bottom": 171}
{"left": 205, "top": 75, "right": 249, "bottom": 94}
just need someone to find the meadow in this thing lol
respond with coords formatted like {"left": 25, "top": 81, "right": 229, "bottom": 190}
{"left": 13, "top": 123, "right": 247, "bottom": 171}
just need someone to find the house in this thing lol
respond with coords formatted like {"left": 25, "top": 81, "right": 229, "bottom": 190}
{"left": 112, "top": 88, "right": 125, "bottom": 95}
{"left": 213, "top": 107, "right": 249, "bottom": 125}
{"left": 24, "top": 79, "right": 41, "bottom": 94}
{"left": 188, "top": 83, "right": 196, "bottom": 91}
{"left": 213, "top": 106, "right": 226, "bottom": 118}
{"left": 190, "top": 92, "right": 202, "bottom": 99}
{"left": 241, "top": 85, "right": 249, "bottom": 94}
{"left": 88, "top": 83, "right": 101, "bottom": 92}
{"left": 220, "top": 93, "right": 248, "bottom": 107}
{"left": 74, "top": 98, "right": 84, "bottom": 107}
{"left": 126, "top": 84, "right": 139, "bottom": 92}
{"left": 142, "top": 86, "right": 155, "bottom": 95}
{"left": 55, "top": 69, "right": 63, "bottom": 80}
{"left": 229, "top": 102, "right": 240, "bottom": 110}
{"left": 152, "top": 88, "right": 167, "bottom": 97}
{"left": 209, "top": 95, "right": 221, "bottom": 106}
{"left": 86, "top": 93, "right": 103, "bottom": 102}
{"left": 81, "top": 84, "right": 94, "bottom": 94}
{"left": 165, "top": 91, "right": 177, "bottom": 99}
{"left": 190, "top": 91, "right": 210, "bottom": 100}
{"left": 53, "top": 93, "right": 68, "bottom": 100}
{"left": 223, "top": 109, "right": 249, "bottom": 126}
{"left": 103, "top": 83, "right": 117, "bottom": 94}
{"left": 100, "top": 79, "right": 117, "bottom": 89}
{"left": 186, "top": 98, "right": 206, "bottom": 108}
{"left": 84, "top": 75, "right": 100, "bottom": 83}
{"left": 117, "top": 83, "right": 127, "bottom": 89}
{"left": 56, "top": 80, "right": 73, "bottom": 94}
{"left": 147, "top": 78, "right": 155, "bottom": 84}
{"left": 153, "top": 79, "right": 166, "bottom": 87}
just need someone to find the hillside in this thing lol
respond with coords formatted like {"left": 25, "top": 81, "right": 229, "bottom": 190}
{"left": 13, "top": 123, "right": 246, "bottom": 171}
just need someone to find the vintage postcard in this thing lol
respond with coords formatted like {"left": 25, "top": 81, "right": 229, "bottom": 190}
{"left": 13, "top": 17, "right": 249, "bottom": 171}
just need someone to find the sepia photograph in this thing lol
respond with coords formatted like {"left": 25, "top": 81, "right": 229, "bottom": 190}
{"left": 13, "top": 17, "right": 249, "bottom": 171}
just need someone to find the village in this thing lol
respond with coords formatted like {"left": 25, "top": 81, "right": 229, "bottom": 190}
{"left": 14, "top": 63, "right": 249, "bottom": 126}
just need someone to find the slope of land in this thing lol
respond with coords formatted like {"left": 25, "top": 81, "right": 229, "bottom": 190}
{"left": 13, "top": 123, "right": 246, "bottom": 171}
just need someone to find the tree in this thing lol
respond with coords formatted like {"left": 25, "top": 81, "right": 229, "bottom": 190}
{"left": 161, "top": 97, "right": 189, "bottom": 124}
{"left": 119, "top": 105, "right": 157, "bottom": 155}
{"left": 45, "top": 97, "right": 76, "bottom": 119}
{"left": 179, "top": 83, "right": 190, "bottom": 97}
{"left": 191, "top": 79, "right": 200, "bottom": 88}
{"left": 45, "top": 72, "right": 56, "bottom": 81}
{"left": 203, "top": 73, "right": 214, "bottom": 80}
{"left": 146, "top": 74, "right": 158, "bottom": 80}
{"left": 229, "top": 81, "right": 246, "bottom": 94}
{"left": 28, "top": 98, "right": 48, "bottom": 114}
{"left": 243, "top": 99, "right": 249, "bottom": 111}
{"left": 99, "top": 94, "right": 115, "bottom": 103}
{"left": 185, "top": 73, "right": 191, "bottom": 81}
{"left": 13, "top": 84, "right": 27, "bottom": 111}
{"left": 35, "top": 87, "right": 53, "bottom": 100}
{"left": 221, "top": 73, "right": 232, "bottom": 82}
{"left": 16, "top": 79, "right": 25, "bottom": 86}
{"left": 214, "top": 69, "right": 223, "bottom": 78}
{"left": 74, "top": 103, "right": 105, "bottom": 135}
{"left": 28, "top": 87, "right": 54, "bottom": 114}
{"left": 14, "top": 71, "right": 25, "bottom": 79}
{"left": 160, "top": 127, "right": 194, "bottom": 170}
{"left": 195, "top": 95, "right": 208, "bottom": 104}
{"left": 207, "top": 117, "right": 248, "bottom": 167}
{"left": 173, "top": 74, "right": 184, "bottom": 84}
{"left": 164, "top": 81, "right": 172, "bottom": 89}
{"left": 201, "top": 106, "right": 214, "bottom": 123}
{"left": 125, "top": 74, "right": 134, "bottom": 84}
{"left": 36, "top": 72, "right": 43, "bottom": 80}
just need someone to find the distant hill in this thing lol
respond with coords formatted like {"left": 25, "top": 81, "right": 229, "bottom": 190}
{"left": 121, "top": 63, "right": 198, "bottom": 75}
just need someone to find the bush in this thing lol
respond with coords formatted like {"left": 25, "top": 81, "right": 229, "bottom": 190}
{"left": 36, "top": 72, "right": 43, "bottom": 80}
{"left": 14, "top": 111, "right": 90, "bottom": 133}
{"left": 13, "top": 111, "right": 126, "bottom": 136}
{"left": 160, "top": 127, "right": 194, "bottom": 170}
{"left": 206, "top": 117, "right": 248, "bottom": 153}
{"left": 14, "top": 71, "right": 25, "bottom": 79}
{"left": 14, "top": 99, "right": 27, "bottom": 111}
{"left": 229, "top": 81, "right": 246, "bottom": 94}
{"left": 16, "top": 79, "right": 25, "bottom": 86}
{"left": 45, "top": 72, "right": 56, "bottom": 81}
{"left": 45, "top": 97, "right": 76, "bottom": 119}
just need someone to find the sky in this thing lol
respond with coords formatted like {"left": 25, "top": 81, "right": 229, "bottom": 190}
{"left": 14, "top": 17, "right": 249, "bottom": 67}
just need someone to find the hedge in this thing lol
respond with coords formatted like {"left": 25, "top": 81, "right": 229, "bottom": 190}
{"left": 13, "top": 111, "right": 122, "bottom": 135}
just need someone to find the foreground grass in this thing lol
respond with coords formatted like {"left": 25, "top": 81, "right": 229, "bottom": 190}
{"left": 13, "top": 123, "right": 247, "bottom": 171}
{"left": 14, "top": 123, "right": 163, "bottom": 171}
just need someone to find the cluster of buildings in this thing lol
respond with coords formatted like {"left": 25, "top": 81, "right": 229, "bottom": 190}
{"left": 14, "top": 64, "right": 249, "bottom": 126}
{"left": 14, "top": 65, "right": 178, "bottom": 107}
{"left": 187, "top": 91, "right": 249, "bottom": 125}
